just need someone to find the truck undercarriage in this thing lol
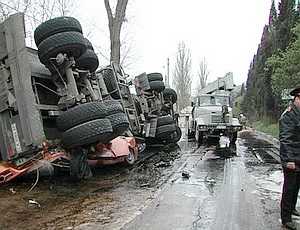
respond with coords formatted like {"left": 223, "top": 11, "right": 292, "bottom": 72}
{"left": 0, "top": 13, "right": 181, "bottom": 184}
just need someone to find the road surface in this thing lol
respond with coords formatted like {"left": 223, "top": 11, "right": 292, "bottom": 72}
{"left": 0, "top": 130, "right": 293, "bottom": 230}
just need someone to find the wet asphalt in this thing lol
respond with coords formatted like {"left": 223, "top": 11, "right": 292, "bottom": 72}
{"left": 122, "top": 131, "right": 286, "bottom": 230}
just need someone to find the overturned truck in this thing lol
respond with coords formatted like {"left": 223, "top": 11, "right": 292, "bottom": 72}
{"left": 0, "top": 13, "right": 180, "bottom": 184}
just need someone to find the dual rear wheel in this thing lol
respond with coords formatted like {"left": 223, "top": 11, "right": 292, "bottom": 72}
{"left": 56, "top": 100, "right": 130, "bottom": 180}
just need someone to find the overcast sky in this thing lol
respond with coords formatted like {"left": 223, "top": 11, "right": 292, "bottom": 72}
{"left": 75, "top": 0, "right": 273, "bottom": 89}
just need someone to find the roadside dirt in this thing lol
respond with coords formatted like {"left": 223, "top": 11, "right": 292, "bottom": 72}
{"left": 0, "top": 145, "right": 182, "bottom": 230}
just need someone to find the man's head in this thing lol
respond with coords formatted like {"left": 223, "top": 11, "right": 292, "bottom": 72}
{"left": 290, "top": 87, "right": 300, "bottom": 108}
{"left": 293, "top": 94, "right": 300, "bottom": 108}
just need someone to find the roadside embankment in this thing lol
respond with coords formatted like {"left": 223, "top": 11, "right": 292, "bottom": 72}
{"left": 251, "top": 120, "right": 279, "bottom": 139}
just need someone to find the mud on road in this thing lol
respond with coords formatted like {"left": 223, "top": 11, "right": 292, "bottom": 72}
{"left": 0, "top": 144, "right": 183, "bottom": 230}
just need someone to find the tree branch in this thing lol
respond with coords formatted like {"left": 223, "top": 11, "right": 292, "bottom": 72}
{"left": 104, "top": 0, "right": 113, "bottom": 24}
{"left": 115, "top": 0, "right": 128, "bottom": 31}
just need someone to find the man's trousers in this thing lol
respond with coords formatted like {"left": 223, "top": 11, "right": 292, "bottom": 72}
{"left": 281, "top": 167, "right": 300, "bottom": 224}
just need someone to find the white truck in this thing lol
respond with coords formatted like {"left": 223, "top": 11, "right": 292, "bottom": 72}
{"left": 188, "top": 73, "right": 242, "bottom": 148}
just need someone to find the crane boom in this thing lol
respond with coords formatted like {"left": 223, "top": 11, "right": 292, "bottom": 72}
{"left": 198, "top": 72, "right": 234, "bottom": 95}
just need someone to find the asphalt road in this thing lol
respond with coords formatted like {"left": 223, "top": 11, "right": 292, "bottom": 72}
{"left": 123, "top": 131, "right": 285, "bottom": 230}
{"left": 0, "top": 130, "right": 292, "bottom": 230}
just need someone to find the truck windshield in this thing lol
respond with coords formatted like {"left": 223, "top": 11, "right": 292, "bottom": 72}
{"left": 215, "top": 96, "right": 229, "bottom": 105}
{"left": 198, "top": 96, "right": 229, "bottom": 106}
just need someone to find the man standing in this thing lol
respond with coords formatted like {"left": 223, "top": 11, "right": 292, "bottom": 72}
{"left": 280, "top": 87, "right": 300, "bottom": 230}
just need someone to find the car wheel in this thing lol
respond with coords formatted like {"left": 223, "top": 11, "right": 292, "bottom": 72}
{"left": 124, "top": 149, "right": 135, "bottom": 165}
{"left": 69, "top": 147, "right": 92, "bottom": 181}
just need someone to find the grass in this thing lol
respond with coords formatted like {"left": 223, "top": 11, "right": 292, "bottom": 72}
{"left": 251, "top": 119, "right": 279, "bottom": 139}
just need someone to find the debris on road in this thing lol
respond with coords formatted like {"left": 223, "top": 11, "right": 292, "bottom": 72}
{"left": 182, "top": 171, "right": 190, "bottom": 179}
{"left": 155, "top": 162, "right": 171, "bottom": 168}
{"left": 140, "top": 183, "right": 150, "bottom": 188}
{"left": 9, "top": 188, "right": 16, "bottom": 194}
{"left": 28, "top": 199, "right": 41, "bottom": 208}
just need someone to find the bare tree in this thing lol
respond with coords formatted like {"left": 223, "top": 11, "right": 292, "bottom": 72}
{"left": 173, "top": 41, "right": 192, "bottom": 112}
{"left": 0, "top": 0, "right": 31, "bottom": 22}
{"left": 196, "top": 57, "right": 209, "bottom": 94}
{"left": 104, "top": 0, "right": 128, "bottom": 65}
{"left": 0, "top": 0, "right": 75, "bottom": 23}
{"left": 56, "top": 0, "right": 74, "bottom": 16}
{"left": 0, "top": 0, "right": 76, "bottom": 46}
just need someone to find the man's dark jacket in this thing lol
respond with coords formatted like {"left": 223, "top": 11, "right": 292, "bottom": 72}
{"left": 279, "top": 103, "right": 300, "bottom": 165}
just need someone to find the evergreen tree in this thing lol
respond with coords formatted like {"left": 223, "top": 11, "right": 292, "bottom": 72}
{"left": 277, "top": 0, "right": 298, "bottom": 50}
{"left": 268, "top": 24, "right": 300, "bottom": 97}
{"left": 269, "top": 0, "right": 277, "bottom": 26}
{"left": 241, "top": 58, "right": 257, "bottom": 120}
{"left": 242, "top": 0, "right": 300, "bottom": 119}
{"left": 242, "top": 1, "right": 279, "bottom": 119}
{"left": 240, "top": 83, "right": 246, "bottom": 96}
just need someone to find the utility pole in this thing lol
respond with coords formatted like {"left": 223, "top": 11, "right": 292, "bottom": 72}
{"left": 166, "top": 57, "right": 170, "bottom": 87}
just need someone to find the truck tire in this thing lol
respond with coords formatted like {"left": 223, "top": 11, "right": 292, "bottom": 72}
{"left": 107, "top": 112, "right": 130, "bottom": 135}
{"left": 164, "top": 125, "right": 182, "bottom": 144}
{"left": 34, "top": 16, "right": 82, "bottom": 46}
{"left": 76, "top": 49, "right": 99, "bottom": 72}
{"left": 69, "top": 147, "right": 92, "bottom": 181}
{"left": 197, "top": 131, "right": 204, "bottom": 145}
{"left": 157, "top": 115, "right": 175, "bottom": 126}
{"left": 84, "top": 38, "right": 94, "bottom": 50}
{"left": 163, "top": 88, "right": 177, "bottom": 104}
{"left": 62, "top": 118, "right": 113, "bottom": 148}
{"left": 173, "top": 126, "right": 182, "bottom": 143}
{"left": 148, "top": 81, "right": 165, "bottom": 93}
{"left": 103, "top": 100, "right": 124, "bottom": 115}
{"left": 231, "top": 132, "right": 238, "bottom": 146}
{"left": 188, "top": 129, "right": 195, "bottom": 138}
{"left": 134, "top": 97, "right": 143, "bottom": 115}
{"left": 38, "top": 31, "right": 86, "bottom": 65}
{"left": 102, "top": 69, "right": 120, "bottom": 99}
{"left": 57, "top": 102, "right": 107, "bottom": 131}
{"left": 156, "top": 124, "right": 177, "bottom": 139}
{"left": 147, "top": 73, "right": 163, "bottom": 82}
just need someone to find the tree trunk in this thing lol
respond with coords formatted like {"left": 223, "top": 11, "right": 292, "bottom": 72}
{"left": 104, "top": 0, "right": 128, "bottom": 65}
{"left": 110, "top": 24, "right": 121, "bottom": 64}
